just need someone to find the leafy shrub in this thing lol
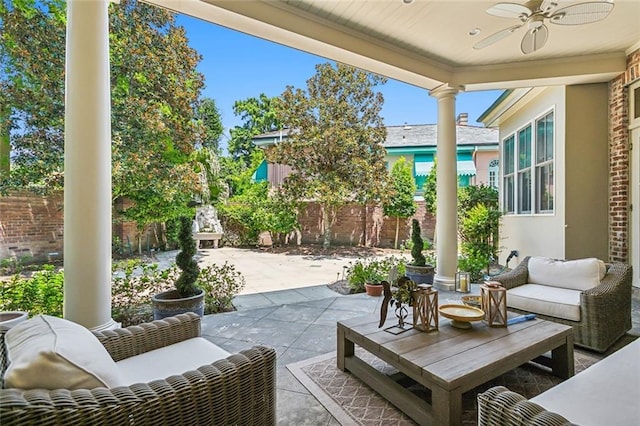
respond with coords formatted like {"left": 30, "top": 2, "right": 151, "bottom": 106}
{"left": 346, "top": 256, "right": 406, "bottom": 292}
{"left": 0, "top": 265, "right": 64, "bottom": 317}
{"left": 199, "top": 262, "right": 246, "bottom": 314}
{"left": 111, "top": 259, "right": 174, "bottom": 327}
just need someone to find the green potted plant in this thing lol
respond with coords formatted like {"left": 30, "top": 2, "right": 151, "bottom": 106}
{"left": 405, "top": 219, "right": 435, "bottom": 284}
{"left": 347, "top": 256, "right": 407, "bottom": 296}
{"left": 152, "top": 216, "right": 205, "bottom": 319}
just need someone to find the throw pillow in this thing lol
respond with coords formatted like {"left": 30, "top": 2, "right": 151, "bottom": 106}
{"left": 4, "top": 315, "right": 124, "bottom": 390}
{"left": 528, "top": 257, "right": 605, "bottom": 291}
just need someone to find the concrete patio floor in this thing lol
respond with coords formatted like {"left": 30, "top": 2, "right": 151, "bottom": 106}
{"left": 199, "top": 283, "right": 640, "bottom": 426}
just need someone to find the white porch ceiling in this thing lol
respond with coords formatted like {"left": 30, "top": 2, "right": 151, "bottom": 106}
{"left": 146, "top": 0, "right": 640, "bottom": 91}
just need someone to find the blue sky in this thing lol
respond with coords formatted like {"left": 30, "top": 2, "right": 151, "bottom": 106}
{"left": 176, "top": 14, "right": 503, "bottom": 151}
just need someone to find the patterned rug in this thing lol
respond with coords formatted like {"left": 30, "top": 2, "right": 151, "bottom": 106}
{"left": 287, "top": 347, "right": 603, "bottom": 426}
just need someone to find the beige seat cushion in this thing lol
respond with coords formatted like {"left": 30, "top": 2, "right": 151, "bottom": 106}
{"left": 116, "top": 337, "right": 230, "bottom": 386}
{"left": 3, "top": 315, "right": 124, "bottom": 390}
{"left": 507, "top": 284, "right": 581, "bottom": 321}
{"left": 531, "top": 338, "right": 640, "bottom": 425}
{"left": 528, "top": 257, "right": 605, "bottom": 291}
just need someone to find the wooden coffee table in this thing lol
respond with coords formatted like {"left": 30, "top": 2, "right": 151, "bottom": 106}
{"left": 337, "top": 314, "right": 573, "bottom": 426}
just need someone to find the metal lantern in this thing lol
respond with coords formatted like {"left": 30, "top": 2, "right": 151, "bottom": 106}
{"left": 455, "top": 271, "right": 471, "bottom": 293}
{"left": 481, "top": 281, "right": 508, "bottom": 327}
{"left": 412, "top": 284, "right": 439, "bottom": 332}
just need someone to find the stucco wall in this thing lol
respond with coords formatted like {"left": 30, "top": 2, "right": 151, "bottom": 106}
{"left": 565, "top": 83, "right": 609, "bottom": 260}
{"left": 473, "top": 150, "right": 498, "bottom": 186}
{"left": 497, "top": 86, "right": 567, "bottom": 261}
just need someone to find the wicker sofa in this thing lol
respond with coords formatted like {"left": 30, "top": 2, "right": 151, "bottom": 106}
{"left": 0, "top": 313, "right": 277, "bottom": 426}
{"left": 491, "top": 256, "right": 633, "bottom": 352}
{"left": 477, "top": 337, "right": 640, "bottom": 425}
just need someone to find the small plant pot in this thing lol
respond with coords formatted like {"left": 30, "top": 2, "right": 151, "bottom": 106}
{"left": 151, "top": 289, "right": 205, "bottom": 320}
{"left": 364, "top": 283, "right": 383, "bottom": 297}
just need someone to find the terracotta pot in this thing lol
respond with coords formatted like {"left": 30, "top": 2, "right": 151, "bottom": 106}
{"left": 364, "top": 283, "right": 383, "bottom": 297}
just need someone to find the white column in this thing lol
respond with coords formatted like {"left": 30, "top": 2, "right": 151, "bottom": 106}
{"left": 64, "top": 0, "right": 117, "bottom": 331}
{"left": 429, "top": 85, "right": 459, "bottom": 291}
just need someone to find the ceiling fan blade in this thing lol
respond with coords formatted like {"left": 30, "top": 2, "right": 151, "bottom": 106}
{"left": 549, "top": 1, "right": 614, "bottom": 25}
{"left": 540, "top": 0, "right": 559, "bottom": 14}
{"left": 521, "top": 23, "right": 549, "bottom": 54}
{"left": 473, "top": 24, "right": 522, "bottom": 50}
{"left": 486, "top": 2, "right": 532, "bottom": 19}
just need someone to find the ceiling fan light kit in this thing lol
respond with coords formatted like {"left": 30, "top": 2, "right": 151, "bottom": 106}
{"left": 473, "top": 0, "right": 615, "bottom": 54}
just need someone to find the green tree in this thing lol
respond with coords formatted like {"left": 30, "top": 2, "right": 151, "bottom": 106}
{"left": 267, "top": 62, "right": 388, "bottom": 248}
{"left": 196, "top": 97, "right": 223, "bottom": 152}
{"left": 423, "top": 158, "right": 437, "bottom": 214}
{"left": 1, "top": 0, "right": 207, "bottom": 245}
{"left": 110, "top": 0, "right": 205, "bottom": 240}
{"left": 457, "top": 184, "right": 501, "bottom": 280}
{"left": 383, "top": 157, "right": 417, "bottom": 249}
{"left": 0, "top": 0, "right": 66, "bottom": 192}
{"left": 228, "top": 94, "right": 281, "bottom": 165}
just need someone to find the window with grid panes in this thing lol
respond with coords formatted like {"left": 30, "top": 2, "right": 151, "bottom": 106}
{"left": 517, "top": 126, "right": 532, "bottom": 213}
{"left": 502, "top": 135, "right": 515, "bottom": 214}
{"left": 535, "top": 112, "right": 554, "bottom": 213}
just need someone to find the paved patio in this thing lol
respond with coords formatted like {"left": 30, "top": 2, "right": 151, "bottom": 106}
{"left": 150, "top": 247, "right": 640, "bottom": 424}
{"left": 199, "top": 282, "right": 640, "bottom": 425}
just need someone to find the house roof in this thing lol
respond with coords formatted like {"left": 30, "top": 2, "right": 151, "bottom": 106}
{"left": 253, "top": 124, "right": 498, "bottom": 149}
{"left": 384, "top": 124, "right": 498, "bottom": 148}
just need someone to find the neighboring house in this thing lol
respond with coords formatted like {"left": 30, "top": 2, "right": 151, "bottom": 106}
{"left": 479, "top": 84, "right": 610, "bottom": 264}
{"left": 252, "top": 113, "right": 499, "bottom": 194}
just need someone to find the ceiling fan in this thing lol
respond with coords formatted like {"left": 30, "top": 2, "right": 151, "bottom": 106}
{"left": 473, "top": 0, "right": 615, "bottom": 54}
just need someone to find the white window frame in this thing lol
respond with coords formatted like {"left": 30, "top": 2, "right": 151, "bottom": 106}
{"left": 502, "top": 136, "right": 515, "bottom": 214}
{"left": 501, "top": 109, "right": 555, "bottom": 216}
{"left": 517, "top": 126, "right": 532, "bottom": 214}
{"left": 488, "top": 159, "right": 499, "bottom": 189}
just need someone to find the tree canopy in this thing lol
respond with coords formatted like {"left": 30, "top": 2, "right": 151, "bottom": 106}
{"left": 1, "top": 0, "right": 211, "bottom": 244}
{"left": 227, "top": 93, "right": 281, "bottom": 165}
{"left": 266, "top": 62, "right": 388, "bottom": 247}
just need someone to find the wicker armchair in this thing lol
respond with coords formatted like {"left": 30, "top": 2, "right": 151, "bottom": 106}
{"left": 0, "top": 313, "right": 277, "bottom": 426}
{"left": 477, "top": 386, "right": 573, "bottom": 426}
{"left": 491, "top": 256, "right": 632, "bottom": 352}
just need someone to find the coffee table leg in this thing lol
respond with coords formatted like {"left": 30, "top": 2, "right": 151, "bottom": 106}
{"left": 551, "top": 334, "right": 575, "bottom": 379}
{"left": 337, "top": 325, "right": 354, "bottom": 372}
{"left": 432, "top": 385, "right": 461, "bottom": 426}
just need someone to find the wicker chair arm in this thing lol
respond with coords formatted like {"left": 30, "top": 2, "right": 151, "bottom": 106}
{"left": 0, "top": 345, "right": 277, "bottom": 426}
{"left": 94, "top": 313, "right": 201, "bottom": 361}
{"left": 478, "top": 386, "right": 574, "bottom": 426}
{"left": 490, "top": 256, "right": 531, "bottom": 290}
{"left": 582, "top": 263, "right": 632, "bottom": 298}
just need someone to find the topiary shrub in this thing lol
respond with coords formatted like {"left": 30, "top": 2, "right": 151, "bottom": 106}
{"left": 174, "top": 216, "right": 200, "bottom": 297}
{"left": 410, "top": 219, "right": 426, "bottom": 266}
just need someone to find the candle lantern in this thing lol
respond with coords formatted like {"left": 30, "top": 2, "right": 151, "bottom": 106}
{"left": 455, "top": 271, "right": 471, "bottom": 293}
{"left": 412, "top": 284, "right": 439, "bottom": 332}
{"left": 481, "top": 281, "right": 508, "bottom": 327}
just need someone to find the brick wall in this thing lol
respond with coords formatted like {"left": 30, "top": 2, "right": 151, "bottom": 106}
{"left": 298, "top": 200, "right": 435, "bottom": 248}
{"left": 0, "top": 192, "right": 64, "bottom": 261}
{"left": 608, "top": 48, "right": 640, "bottom": 262}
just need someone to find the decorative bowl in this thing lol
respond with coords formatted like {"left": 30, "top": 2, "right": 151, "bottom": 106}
{"left": 461, "top": 295, "right": 482, "bottom": 308}
{"left": 438, "top": 304, "right": 485, "bottom": 329}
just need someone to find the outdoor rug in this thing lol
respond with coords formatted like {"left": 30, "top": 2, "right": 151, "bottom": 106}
{"left": 287, "top": 346, "right": 604, "bottom": 426}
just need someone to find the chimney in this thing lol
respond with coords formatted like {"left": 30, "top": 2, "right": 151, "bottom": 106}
{"left": 456, "top": 113, "right": 468, "bottom": 126}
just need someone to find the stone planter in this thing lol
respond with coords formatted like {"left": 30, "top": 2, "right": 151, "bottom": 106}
{"left": 405, "top": 264, "right": 435, "bottom": 285}
{"left": 151, "top": 289, "right": 205, "bottom": 320}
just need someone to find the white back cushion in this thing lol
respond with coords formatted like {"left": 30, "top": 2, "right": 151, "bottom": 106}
{"left": 4, "top": 315, "right": 124, "bottom": 390}
{"left": 528, "top": 257, "right": 605, "bottom": 291}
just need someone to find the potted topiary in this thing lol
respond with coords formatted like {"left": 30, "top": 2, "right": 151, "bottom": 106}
{"left": 404, "top": 219, "right": 435, "bottom": 285}
{"left": 151, "top": 216, "right": 205, "bottom": 320}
